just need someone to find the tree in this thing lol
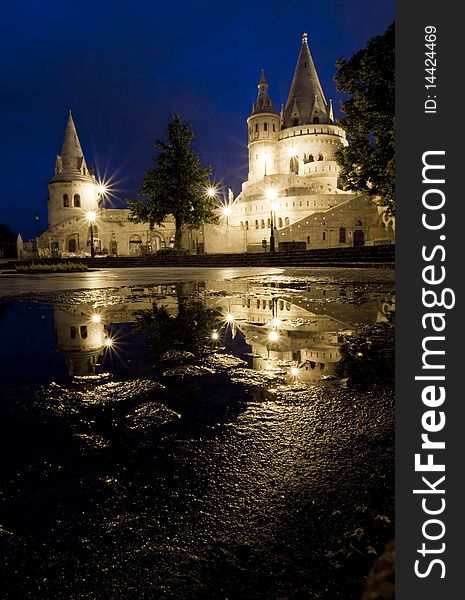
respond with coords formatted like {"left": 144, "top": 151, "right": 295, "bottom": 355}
{"left": 128, "top": 115, "right": 219, "bottom": 249}
{"left": 334, "top": 23, "right": 395, "bottom": 214}
{"left": 134, "top": 298, "right": 222, "bottom": 357}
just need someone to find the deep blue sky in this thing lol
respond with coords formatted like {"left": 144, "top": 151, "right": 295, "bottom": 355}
{"left": 0, "top": 0, "right": 393, "bottom": 238}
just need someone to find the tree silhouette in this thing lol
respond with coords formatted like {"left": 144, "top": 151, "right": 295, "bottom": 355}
{"left": 335, "top": 24, "right": 395, "bottom": 214}
{"left": 128, "top": 115, "right": 218, "bottom": 249}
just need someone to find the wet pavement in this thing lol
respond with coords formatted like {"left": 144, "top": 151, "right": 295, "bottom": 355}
{"left": 0, "top": 268, "right": 395, "bottom": 599}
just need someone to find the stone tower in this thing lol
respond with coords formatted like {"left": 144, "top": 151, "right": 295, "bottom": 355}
{"left": 47, "top": 111, "right": 99, "bottom": 228}
{"left": 247, "top": 70, "right": 280, "bottom": 183}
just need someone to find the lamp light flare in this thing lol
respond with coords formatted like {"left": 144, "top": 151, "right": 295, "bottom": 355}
{"left": 105, "top": 338, "right": 114, "bottom": 348}
{"left": 97, "top": 183, "right": 107, "bottom": 196}
{"left": 91, "top": 314, "right": 101, "bottom": 323}
{"left": 268, "top": 330, "right": 279, "bottom": 342}
{"left": 222, "top": 205, "right": 232, "bottom": 216}
{"left": 271, "top": 317, "right": 281, "bottom": 328}
{"left": 266, "top": 187, "right": 277, "bottom": 201}
{"left": 211, "top": 331, "right": 219, "bottom": 341}
{"left": 86, "top": 210, "right": 97, "bottom": 222}
{"left": 290, "top": 367, "right": 300, "bottom": 377}
{"left": 225, "top": 313, "right": 235, "bottom": 323}
{"left": 206, "top": 185, "right": 217, "bottom": 198}
{"left": 287, "top": 147, "right": 297, "bottom": 158}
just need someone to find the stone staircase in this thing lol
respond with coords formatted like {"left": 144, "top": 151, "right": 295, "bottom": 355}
{"left": 7, "top": 245, "right": 395, "bottom": 270}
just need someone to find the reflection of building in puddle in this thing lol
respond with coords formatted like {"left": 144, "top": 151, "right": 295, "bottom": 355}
{"left": 53, "top": 281, "right": 394, "bottom": 381}
{"left": 53, "top": 285, "right": 182, "bottom": 377}
{"left": 207, "top": 285, "right": 395, "bottom": 381}
{"left": 54, "top": 306, "right": 109, "bottom": 377}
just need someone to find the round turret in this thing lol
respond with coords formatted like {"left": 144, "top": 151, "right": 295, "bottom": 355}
{"left": 247, "top": 70, "right": 280, "bottom": 183}
{"left": 47, "top": 112, "right": 99, "bottom": 228}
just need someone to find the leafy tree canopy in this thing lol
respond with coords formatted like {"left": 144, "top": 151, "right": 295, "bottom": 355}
{"left": 128, "top": 115, "right": 219, "bottom": 249}
{"left": 335, "top": 23, "right": 395, "bottom": 214}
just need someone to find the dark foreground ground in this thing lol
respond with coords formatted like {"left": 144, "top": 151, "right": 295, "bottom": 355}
{"left": 1, "top": 381, "right": 393, "bottom": 599}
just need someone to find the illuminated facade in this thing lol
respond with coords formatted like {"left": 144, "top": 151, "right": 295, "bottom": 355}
{"left": 29, "top": 33, "right": 394, "bottom": 258}
{"left": 34, "top": 112, "right": 176, "bottom": 258}
{"left": 203, "top": 33, "right": 394, "bottom": 253}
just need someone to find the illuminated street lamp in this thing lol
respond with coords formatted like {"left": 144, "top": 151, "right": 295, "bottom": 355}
{"left": 266, "top": 187, "right": 277, "bottom": 253}
{"left": 222, "top": 204, "right": 232, "bottom": 226}
{"left": 268, "top": 330, "right": 279, "bottom": 342}
{"left": 86, "top": 210, "right": 96, "bottom": 258}
{"left": 206, "top": 185, "right": 217, "bottom": 199}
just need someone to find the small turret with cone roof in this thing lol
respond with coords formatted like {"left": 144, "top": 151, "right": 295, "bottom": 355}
{"left": 47, "top": 111, "right": 99, "bottom": 230}
{"left": 51, "top": 110, "right": 95, "bottom": 183}
{"left": 247, "top": 70, "right": 280, "bottom": 182}
{"left": 252, "top": 70, "right": 276, "bottom": 115}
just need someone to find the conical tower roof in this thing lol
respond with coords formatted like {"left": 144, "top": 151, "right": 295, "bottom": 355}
{"left": 252, "top": 69, "right": 276, "bottom": 114}
{"left": 283, "top": 33, "right": 333, "bottom": 128}
{"left": 50, "top": 111, "right": 94, "bottom": 183}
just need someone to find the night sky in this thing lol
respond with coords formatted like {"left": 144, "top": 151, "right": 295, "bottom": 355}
{"left": 0, "top": 0, "right": 393, "bottom": 239}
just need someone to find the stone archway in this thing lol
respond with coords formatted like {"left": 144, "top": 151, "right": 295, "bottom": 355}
{"left": 129, "top": 234, "right": 143, "bottom": 256}
{"left": 147, "top": 231, "right": 165, "bottom": 254}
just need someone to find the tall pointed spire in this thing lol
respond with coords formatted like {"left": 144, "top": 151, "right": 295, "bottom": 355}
{"left": 252, "top": 69, "right": 276, "bottom": 114}
{"left": 51, "top": 111, "right": 93, "bottom": 182}
{"left": 283, "top": 33, "right": 333, "bottom": 128}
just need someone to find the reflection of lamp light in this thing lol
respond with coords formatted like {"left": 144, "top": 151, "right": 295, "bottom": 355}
{"left": 290, "top": 367, "right": 299, "bottom": 377}
{"left": 86, "top": 210, "right": 96, "bottom": 258}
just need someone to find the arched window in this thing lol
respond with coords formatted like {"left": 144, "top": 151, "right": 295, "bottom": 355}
{"left": 339, "top": 227, "right": 346, "bottom": 243}
{"left": 245, "top": 221, "right": 249, "bottom": 230}
{"left": 73, "top": 194, "right": 81, "bottom": 207}
{"left": 313, "top": 117, "right": 320, "bottom": 124}
{"left": 289, "top": 156, "right": 299, "bottom": 174}
{"left": 255, "top": 220, "right": 259, "bottom": 229}
{"left": 285, "top": 217, "right": 290, "bottom": 226}
{"left": 260, "top": 219, "right": 265, "bottom": 229}
{"left": 63, "top": 194, "right": 69, "bottom": 207}
{"left": 240, "top": 221, "right": 244, "bottom": 229}
{"left": 293, "top": 118, "right": 298, "bottom": 126}
{"left": 356, "top": 220, "right": 363, "bottom": 226}
{"left": 278, "top": 217, "right": 283, "bottom": 228}
{"left": 318, "top": 154, "right": 324, "bottom": 161}
{"left": 267, "top": 218, "right": 271, "bottom": 228}
{"left": 264, "top": 123, "right": 268, "bottom": 131}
